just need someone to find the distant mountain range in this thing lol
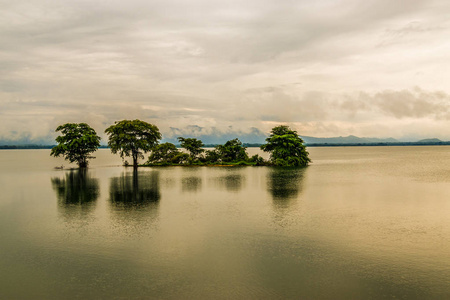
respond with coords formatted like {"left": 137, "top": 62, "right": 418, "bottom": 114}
{"left": 299, "top": 136, "right": 448, "bottom": 145}
{"left": 0, "top": 135, "right": 449, "bottom": 149}
{"left": 298, "top": 136, "right": 449, "bottom": 146}
{"left": 300, "top": 135, "right": 400, "bottom": 144}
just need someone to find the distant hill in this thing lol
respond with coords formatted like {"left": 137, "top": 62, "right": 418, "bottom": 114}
{"left": 416, "top": 138, "right": 442, "bottom": 143}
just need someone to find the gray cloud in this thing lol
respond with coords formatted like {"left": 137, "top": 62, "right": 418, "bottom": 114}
{"left": 2, "top": 86, "right": 450, "bottom": 143}
{"left": 372, "top": 89, "right": 450, "bottom": 119}
{"left": 1, "top": 0, "right": 450, "bottom": 143}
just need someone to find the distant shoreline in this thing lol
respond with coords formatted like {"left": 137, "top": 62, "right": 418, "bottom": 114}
{"left": 0, "top": 145, "right": 109, "bottom": 150}
{"left": 2, "top": 142, "right": 450, "bottom": 150}
{"left": 305, "top": 142, "right": 450, "bottom": 147}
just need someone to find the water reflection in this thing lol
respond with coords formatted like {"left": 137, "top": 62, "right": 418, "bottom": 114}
{"left": 267, "top": 168, "right": 306, "bottom": 227}
{"left": 51, "top": 169, "right": 100, "bottom": 220}
{"left": 211, "top": 168, "right": 245, "bottom": 192}
{"left": 182, "top": 176, "right": 202, "bottom": 193}
{"left": 268, "top": 168, "right": 305, "bottom": 203}
{"left": 110, "top": 170, "right": 160, "bottom": 208}
{"left": 109, "top": 170, "right": 160, "bottom": 235}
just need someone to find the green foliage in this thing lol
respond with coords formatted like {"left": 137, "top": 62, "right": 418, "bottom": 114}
{"left": 260, "top": 125, "right": 310, "bottom": 167}
{"left": 204, "top": 149, "right": 221, "bottom": 163}
{"left": 50, "top": 123, "right": 100, "bottom": 168}
{"left": 215, "top": 138, "right": 249, "bottom": 162}
{"left": 172, "top": 152, "right": 190, "bottom": 164}
{"left": 177, "top": 137, "right": 204, "bottom": 159}
{"left": 105, "top": 120, "right": 161, "bottom": 167}
{"left": 147, "top": 142, "right": 189, "bottom": 165}
{"left": 249, "top": 154, "right": 266, "bottom": 166}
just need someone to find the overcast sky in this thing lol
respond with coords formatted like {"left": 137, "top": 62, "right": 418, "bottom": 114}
{"left": 1, "top": 0, "right": 450, "bottom": 143}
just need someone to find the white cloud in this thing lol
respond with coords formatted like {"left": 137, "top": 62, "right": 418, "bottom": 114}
{"left": 1, "top": 0, "right": 450, "bottom": 143}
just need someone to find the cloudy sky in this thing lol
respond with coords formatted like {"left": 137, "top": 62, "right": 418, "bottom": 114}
{"left": 1, "top": 0, "right": 450, "bottom": 143}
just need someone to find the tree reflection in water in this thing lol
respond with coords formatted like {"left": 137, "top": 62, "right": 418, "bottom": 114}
{"left": 110, "top": 170, "right": 160, "bottom": 207}
{"left": 51, "top": 169, "right": 100, "bottom": 221}
{"left": 182, "top": 176, "right": 202, "bottom": 193}
{"left": 211, "top": 168, "right": 245, "bottom": 192}
{"left": 268, "top": 168, "right": 305, "bottom": 203}
{"left": 267, "top": 168, "right": 306, "bottom": 227}
{"left": 109, "top": 170, "right": 160, "bottom": 235}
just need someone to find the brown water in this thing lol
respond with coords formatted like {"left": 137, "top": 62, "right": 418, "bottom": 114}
{"left": 1, "top": 147, "right": 450, "bottom": 299}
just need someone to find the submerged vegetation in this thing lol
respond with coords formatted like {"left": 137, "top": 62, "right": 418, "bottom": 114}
{"left": 105, "top": 120, "right": 162, "bottom": 168}
{"left": 50, "top": 123, "right": 101, "bottom": 168}
{"left": 51, "top": 120, "right": 310, "bottom": 168}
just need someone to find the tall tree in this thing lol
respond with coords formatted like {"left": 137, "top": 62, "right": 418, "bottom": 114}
{"left": 50, "top": 123, "right": 101, "bottom": 168}
{"left": 105, "top": 120, "right": 161, "bottom": 168}
{"left": 260, "top": 125, "right": 311, "bottom": 167}
{"left": 177, "top": 137, "right": 204, "bottom": 159}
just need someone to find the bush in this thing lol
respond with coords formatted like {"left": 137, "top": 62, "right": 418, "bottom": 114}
{"left": 249, "top": 154, "right": 266, "bottom": 165}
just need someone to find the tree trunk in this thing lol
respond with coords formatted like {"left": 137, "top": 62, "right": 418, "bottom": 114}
{"left": 78, "top": 158, "right": 87, "bottom": 168}
{"left": 132, "top": 151, "right": 138, "bottom": 168}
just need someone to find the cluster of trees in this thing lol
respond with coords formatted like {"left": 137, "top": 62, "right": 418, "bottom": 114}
{"left": 50, "top": 120, "right": 310, "bottom": 168}
{"left": 147, "top": 137, "right": 264, "bottom": 166}
{"left": 50, "top": 120, "right": 161, "bottom": 168}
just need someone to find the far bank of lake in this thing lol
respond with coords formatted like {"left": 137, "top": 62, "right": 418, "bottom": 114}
{"left": 3, "top": 140, "right": 450, "bottom": 150}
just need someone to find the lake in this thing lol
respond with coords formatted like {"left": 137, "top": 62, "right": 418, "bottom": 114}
{"left": 1, "top": 147, "right": 450, "bottom": 299}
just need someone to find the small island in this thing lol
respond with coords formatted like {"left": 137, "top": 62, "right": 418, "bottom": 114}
{"left": 50, "top": 120, "right": 311, "bottom": 168}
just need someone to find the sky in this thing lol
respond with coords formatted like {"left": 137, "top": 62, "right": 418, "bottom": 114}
{"left": 1, "top": 0, "right": 450, "bottom": 144}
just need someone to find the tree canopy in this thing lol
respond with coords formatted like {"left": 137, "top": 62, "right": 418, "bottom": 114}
{"left": 215, "top": 138, "right": 248, "bottom": 162}
{"left": 260, "top": 125, "right": 310, "bottom": 167}
{"left": 105, "top": 119, "right": 161, "bottom": 168}
{"left": 147, "top": 142, "right": 189, "bottom": 165}
{"left": 177, "top": 137, "right": 204, "bottom": 159}
{"left": 50, "top": 123, "right": 101, "bottom": 168}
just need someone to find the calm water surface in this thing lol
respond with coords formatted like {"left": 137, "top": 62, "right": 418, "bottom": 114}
{"left": 1, "top": 147, "right": 450, "bottom": 299}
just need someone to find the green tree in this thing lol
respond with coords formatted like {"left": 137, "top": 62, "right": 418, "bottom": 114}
{"left": 260, "top": 125, "right": 310, "bottom": 167}
{"left": 105, "top": 120, "right": 162, "bottom": 168}
{"left": 50, "top": 123, "right": 101, "bottom": 168}
{"left": 204, "top": 149, "right": 221, "bottom": 163}
{"left": 147, "top": 142, "right": 189, "bottom": 165}
{"left": 177, "top": 137, "right": 204, "bottom": 160}
{"left": 215, "top": 138, "right": 249, "bottom": 162}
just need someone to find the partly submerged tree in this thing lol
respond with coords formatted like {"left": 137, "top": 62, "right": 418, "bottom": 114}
{"left": 215, "top": 138, "right": 249, "bottom": 162}
{"left": 260, "top": 125, "right": 310, "bottom": 167}
{"left": 177, "top": 137, "right": 204, "bottom": 160}
{"left": 50, "top": 123, "right": 101, "bottom": 168}
{"left": 105, "top": 119, "right": 161, "bottom": 168}
{"left": 147, "top": 142, "right": 189, "bottom": 165}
